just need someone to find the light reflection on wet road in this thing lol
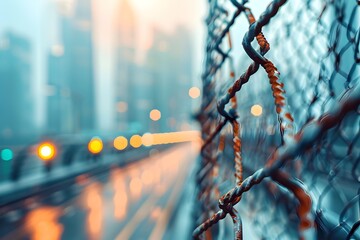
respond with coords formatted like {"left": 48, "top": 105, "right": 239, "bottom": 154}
{"left": 0, "top": 142, "right": 199, "bottom": 240}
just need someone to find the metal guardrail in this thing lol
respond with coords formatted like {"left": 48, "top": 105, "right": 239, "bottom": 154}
{"left": 4, "top": 135, "right": 130, "bottom": 182}
{"left": 0, "top": 131, "right": 199, "bottom": 183}
{"left": 194, "top": 0, "right": 360, "bottom": 239}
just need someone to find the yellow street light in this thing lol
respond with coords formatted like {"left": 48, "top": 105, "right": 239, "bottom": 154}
{"left": 88, "top": 137, "right": 103, "bottom": 154}
{"left": 38, "top": 142, "right": 57, "bottom": 161}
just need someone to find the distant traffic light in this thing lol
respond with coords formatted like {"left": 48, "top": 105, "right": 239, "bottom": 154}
{"left": 88, "top": 137, "right": 103, "bottom": 154}
{"left": 37, "top": 142, "right": 57, "bottom": 161}
{"left": 1, "top": 148, "right": 13, "bottom": 161}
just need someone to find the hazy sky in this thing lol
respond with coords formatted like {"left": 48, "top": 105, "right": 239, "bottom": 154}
{"left": 0, "top": 0, "right": 273, "bottom": 131}
{"left": 0, "top": 0, "right": 49, "bottom": 128}
{"left": 0, "top": 0, "right": 206, "bottom": 130}
{"left": 93, "top": 0, "right": 206, "bottom": 130}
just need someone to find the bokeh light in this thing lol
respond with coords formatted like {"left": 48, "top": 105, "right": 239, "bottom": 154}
{"left": 251, "top": 104, "right": 263, "bottom": 117}
{"left": 150, "top": 131, "right": 200, "bottom": 145}
{"left": 25, "top": 207, "right": 63, "bottom": 240}
{"left": 1, "top": 148, "right": 13, "bottom": 161}
{"left": 51, "top": 44, "right": 64, "bottom": 57}
{"left": 38, "top": 142, "right": 57, "bottom": 161}
{"left": 130, "top": 135, "right": 142, "bottom": 148}
{"left": 88, "top": 137, "right": 103, "bottom": 154}
{"left": 149, "top": 109, "right": 161, "bottom": 121}
{"left": 117, "top": 101, "right": 128, "bottom": 113}
{"left": 188, "top": 87, "right": 201, "bottom": 99}
{"left": 141, "top": 133, "right": 153, "bottom": 147}
{"left": 113, "top": 136, "right": 128, "bottom": 150}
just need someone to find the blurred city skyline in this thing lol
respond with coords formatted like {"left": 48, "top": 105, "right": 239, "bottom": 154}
{"left": 0, "top": 0, "right": 205, "bottom": 144}
{"left": 0, "top": 0, "right": 205, "bottom": 135}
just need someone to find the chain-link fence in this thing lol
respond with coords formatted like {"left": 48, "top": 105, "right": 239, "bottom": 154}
{"left": 194, "top": 0, "right": 360, "bottom": 239}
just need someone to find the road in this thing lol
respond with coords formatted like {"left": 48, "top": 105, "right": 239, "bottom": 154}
{"left": 0, "top": 142, "right": 200, "bottom": 240}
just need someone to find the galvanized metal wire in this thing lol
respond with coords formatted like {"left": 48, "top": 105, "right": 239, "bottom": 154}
{"left": 194, "top": 0, "right": 360, "bottom": 239}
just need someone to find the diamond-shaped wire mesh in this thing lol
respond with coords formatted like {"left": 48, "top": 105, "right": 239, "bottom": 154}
{"left": 194, "top": 0, "right": 360, "bottom": 239}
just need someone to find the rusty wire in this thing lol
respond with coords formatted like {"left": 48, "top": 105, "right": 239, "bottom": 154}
{"left": 194, "top": 0, "right": 360, "bottom": 239}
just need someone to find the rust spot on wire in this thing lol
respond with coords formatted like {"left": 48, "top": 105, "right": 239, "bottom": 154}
{"left": 194, "top": 0, "right": 360, "bottom": 239}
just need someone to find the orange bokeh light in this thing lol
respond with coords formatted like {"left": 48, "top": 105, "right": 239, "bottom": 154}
{"left": 37, "top": 142, "right": 57, "bottom": 161}
{"left": 150, "top": 131, "right": 200, "bottom": 145}
{"left": 114, "top": 136, "right": 128, "bottom": 150}
{"left": 188, "top": 87, "right": 201, "bottom": 99}
{"left": 141, "top": 133, "right": 153, "bottom": 147}
{"left": 84, "top": 184, "right": 103, "bottom": 239}
{"left": 113, "top": 175, "right": 128, "bottom": 220}
{"left": 25, "top": 207, "right": 63, "bottom": 240}
{"left": 130, "top": 135, "right": 142, "bottom": 148}
{"left": 149, "top": 109, "right": 161, "bottom": 121}
{"left": 251, "top": 104, "right": 263, "bottom": 117}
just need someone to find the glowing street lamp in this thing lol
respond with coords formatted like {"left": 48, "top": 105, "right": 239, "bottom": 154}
{"left": 38, "top": 142, "right": 57, "bottom": 161}
{"left": 88, "top": 137, "right": 103, "bottom": 155}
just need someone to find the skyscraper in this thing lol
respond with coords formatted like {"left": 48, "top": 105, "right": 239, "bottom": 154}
{"left": 0, "top": 32, "right": 34, "bottom": 144}
{"left": 47, "top": 45, "right": 73, "bottom": 133}
{"left": 145, "top": 27, "right": 193, "bottom": 132}
{"left": 114, "top": 0, "right": 143, "bottom": 131}
{"left": 47, "top": 0, "right": 95, "bottom": 133}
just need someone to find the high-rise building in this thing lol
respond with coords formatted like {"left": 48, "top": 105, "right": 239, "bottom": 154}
{"left": 0, "top": 32, "right": 34, "bottom": 144}
{"left": 114, "top": 0, "right": 145, "bottom": 131}
{"left": 47, "top": 45, "right": 73, "bottom": 133}
{"left": 145, "top": 27, "right": 193, "bottom": 132}
{"left": 47, "top": 0, "right": 95, "bottom": 133}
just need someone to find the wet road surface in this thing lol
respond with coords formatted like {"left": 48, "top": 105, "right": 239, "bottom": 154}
{"left": 0, "top": 142, "right": 199, "bottom": 240}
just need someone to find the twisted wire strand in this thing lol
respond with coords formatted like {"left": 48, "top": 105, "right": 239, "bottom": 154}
{"left": 263, "top": 60, "right": 295, "bottom": 143}
{"left": 194, "top": 66, "right": 360, "bottom": 239}
{"left": 195, "top": 0, "right": 359, "bottom": 239}
{"left": 227, "top": 30, "right": 243, "bottom": 186}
